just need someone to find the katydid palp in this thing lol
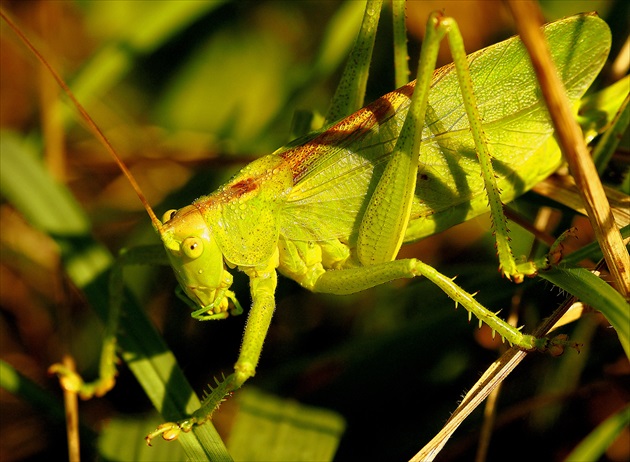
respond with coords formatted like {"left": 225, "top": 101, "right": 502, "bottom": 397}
{"left": 1, "top": 0, "right": 625, "bottom": 456}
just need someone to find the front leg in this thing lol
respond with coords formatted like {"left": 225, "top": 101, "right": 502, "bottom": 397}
{"left": 146, "top": 255, "right": 279, "bottom": 444}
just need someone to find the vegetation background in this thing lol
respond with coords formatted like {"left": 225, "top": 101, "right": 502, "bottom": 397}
{"left": 1, "top": 0, "right": 627, "bottom": 460}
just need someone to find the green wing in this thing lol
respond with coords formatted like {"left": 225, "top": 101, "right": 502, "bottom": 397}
{"left": 278, "top": 14, "right": 611, "bottom": 245}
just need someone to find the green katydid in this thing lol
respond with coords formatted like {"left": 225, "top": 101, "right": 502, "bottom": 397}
{"left": 138, "top": 8, "right": 611, "bottom": 442}
{"left": 1, "top": 0, "right": 622, "bottom": 452}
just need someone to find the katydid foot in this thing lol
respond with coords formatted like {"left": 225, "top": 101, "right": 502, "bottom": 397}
{"left": 48, "top": 340, "right": 118, "bottom": 400}
{"left": 145, "top": 368, "right": 249, "bottom": 445}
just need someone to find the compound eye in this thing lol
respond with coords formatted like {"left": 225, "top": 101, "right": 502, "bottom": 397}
{"left": 182, "top": 237, "right": 204, "bottom": 259}
{"left": 162, "top": 209, "right": 178, "bottom": 223}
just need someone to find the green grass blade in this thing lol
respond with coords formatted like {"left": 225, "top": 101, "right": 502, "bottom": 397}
{"left": 565, "top": 404, "right": 630, "bottom": 462}
{"left": 0, "top": 359, "right": 67, "bottom": 424}
{"left": 0, "top": 133, "right": 89, "bottom": 235}
{"left": 538, "top": 264, "right": 630, "bottom": 358}
{"left": 593, "top": 92, "right": 630, "bottom": 175}
{"left": 0, "top": 132, "right": 231, "bottom": 460}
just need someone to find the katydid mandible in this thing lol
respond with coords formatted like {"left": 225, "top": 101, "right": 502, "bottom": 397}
{"left": 5, "top": 5, "right": 611, "bottom": 444}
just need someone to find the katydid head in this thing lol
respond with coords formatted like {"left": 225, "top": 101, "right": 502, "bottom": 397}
{"left": 159, "top": 205, "right": 232, "bottom": 316}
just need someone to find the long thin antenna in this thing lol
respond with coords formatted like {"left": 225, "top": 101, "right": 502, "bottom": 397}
{"left": 1, "top": 8, "right": 163, "bottom": 232}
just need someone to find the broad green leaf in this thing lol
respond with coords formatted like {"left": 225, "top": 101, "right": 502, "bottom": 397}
{"left": 227, "top": 388, "right": 345, "bottom": 462}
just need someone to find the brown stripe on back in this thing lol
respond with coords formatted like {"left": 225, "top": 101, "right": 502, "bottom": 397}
{"left": 193, "top": 177, "right": 259, "bottom": 214}
{"left": 228, "top": 178, "right": 258, "bottom": 196}
{"left": 281, "top": 81, "right": 416, "bottom": 182}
